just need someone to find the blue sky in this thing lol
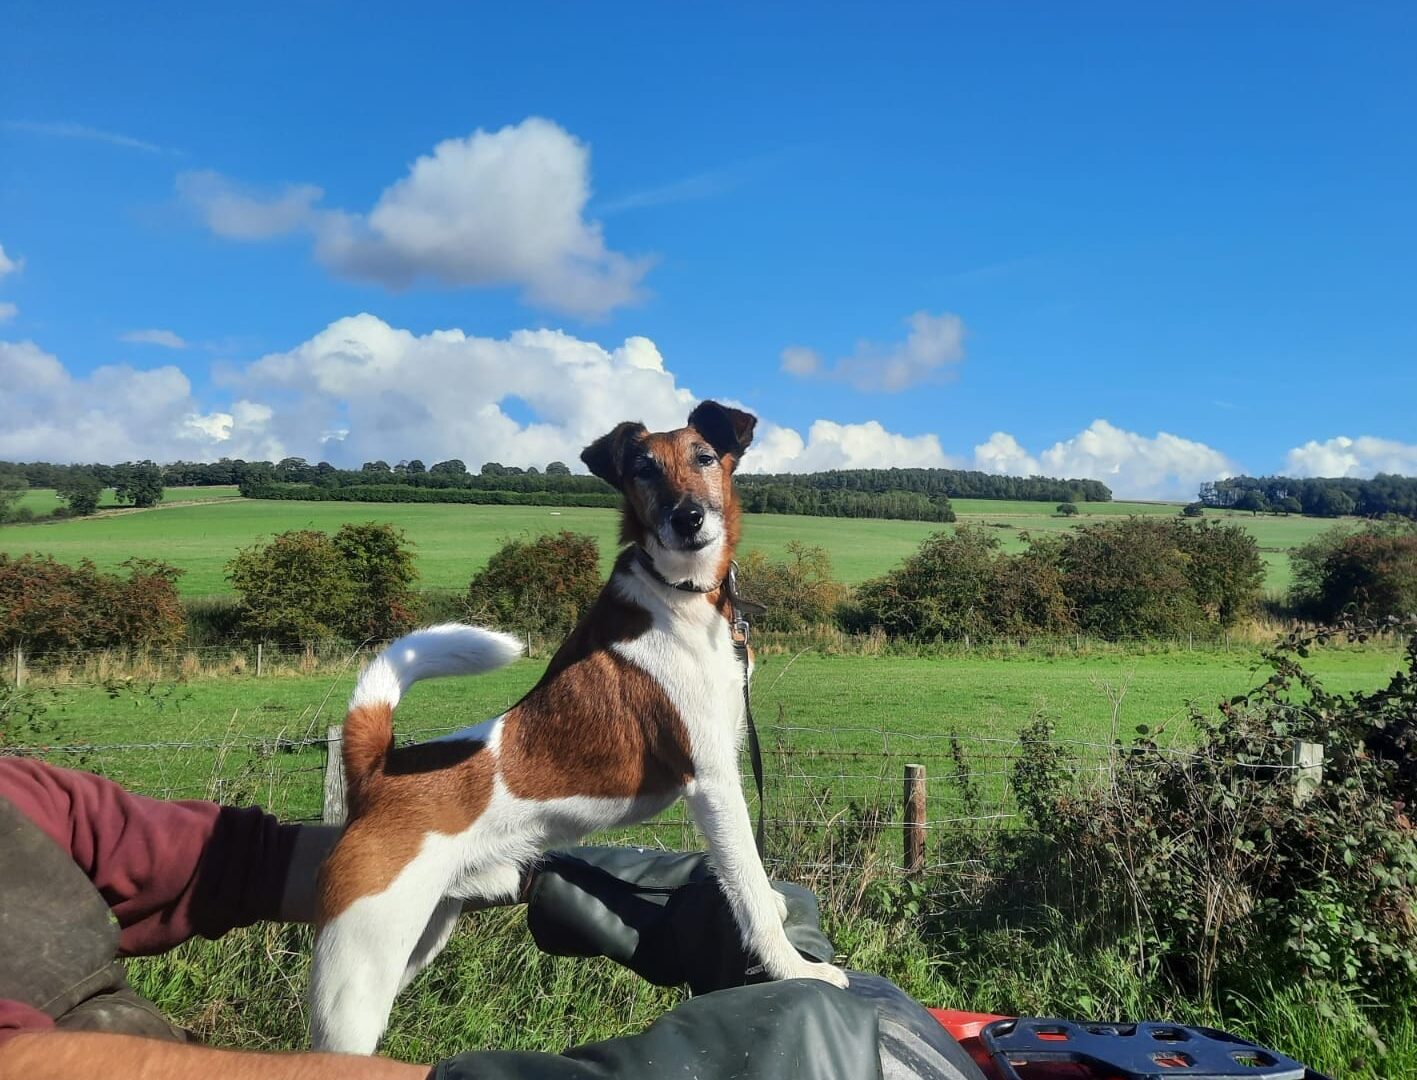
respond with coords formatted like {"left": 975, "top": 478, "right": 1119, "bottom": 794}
{"left": 1, "top": 2, "right": 1414, "bottom": 497}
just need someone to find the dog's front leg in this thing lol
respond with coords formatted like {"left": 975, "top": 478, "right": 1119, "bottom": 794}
{"left": 686, "top": 778, "right": 848, "bottom": 989}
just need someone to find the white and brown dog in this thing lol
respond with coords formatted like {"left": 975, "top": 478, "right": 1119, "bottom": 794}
{"left": 310, "top": 401, "right": 846, "bottom": 1054}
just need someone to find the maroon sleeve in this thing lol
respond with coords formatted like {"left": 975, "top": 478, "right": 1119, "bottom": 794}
{"left": 0, "top": 759, "right": 300, "bottom": 956}
{"left": 0, "top": 1000, "right": 53, "bottom": 1047}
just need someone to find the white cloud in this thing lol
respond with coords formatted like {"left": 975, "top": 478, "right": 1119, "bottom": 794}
{"left": 0, "top": 243, "right": 21, "bottom": 279}
{"left": 972, "top": 432, "right": 1040, "bottom": 476}
{"left": 5, "top": 120, "right": 175, "bottom": 155}
{"left": 1, "top": 316, "right": 960, "bottom": 477}
{"left": 176, "top": 171, "right": 324, "bottom": 240}
{"left": 0, "top": 302, "right": 16, "bottom": 323}
{"left": 0, "top": 339, "right": 283, "bottom": 463}
{"left": 973, "top": 420, "right": 1235, "bottom": 500}
{"left": 121, "top": 328, "right": 188, "bottom": 349}
{"left": 179, "top": 118, "right": 650, "bottom": 317}
{"left": 1285, "top": 435, "right": 1417, "bottom": 478}
{"left": 781, "top": 311, "right": 966, "bottom": 392}
{"left": 748, "top": 420, "right": 953, "bottom": 473}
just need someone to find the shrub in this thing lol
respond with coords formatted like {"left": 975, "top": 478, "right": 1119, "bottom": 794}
{"left": 1005, "top": 619, "right": 1417, "bottom": 1000}
{"left": 225, "top": 522, "right": 419, "bottom": 643}
{"left": 1290, "top": 525, "right": 1417, "bottom": 622}
{"left": 332, "top": 522, "right": 420, "bottom": 641}
{"left": 846, "top": 527, "right": 1001, "bottom": 641}
{"left": 1055, "top": 518, "right": 1204, "bottom": 639}
{"left": 1056, "top": 502, "right": 1079, "bottom": 517}
{"left": 0, "top": 554, "right": 186, "bottom": 655}
{"left": 465, "top": 532, "right": 602, "bottom": 647}
{"left": 735, "top": 543, "right": 847, "bottom": 632}
{"left": 1181, "top": 502, "right": 1205, "bottom": 518}
{"left": 1170, "top": 518, "right": 1266, "bottom": 626}
{"left": 227, "top": 531, "right": 354, "bottom": 642}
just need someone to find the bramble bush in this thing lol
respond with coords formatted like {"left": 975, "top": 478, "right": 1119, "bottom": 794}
{"left": 999, "top": 617, "right": 1417, "bottom": 1001}
{"left": 0, "top": 554, "right": 187, "bottom": 655}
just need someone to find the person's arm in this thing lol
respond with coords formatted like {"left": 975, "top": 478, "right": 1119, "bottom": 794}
{"left": 0, "top": 1030, "right": 428, "bottom": 1080}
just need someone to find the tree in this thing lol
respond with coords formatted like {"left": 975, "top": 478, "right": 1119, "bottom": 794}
{"left": 56, "top": 473, "right": 102, "bottom": 516}
{"left": 0, "top": 473, "right": 27, "bottom": 521}
{"left": 736, "top": 543, "right": 846, "bottom": 632}
{"left": 1235, "top": 490, "right": 1266, "bottom": 516}
{"left": 226, "top": 524, "right": 421, "bottom": 642}
{"left": 361, "top": 461, "right": 392, "bottom": 475}
{"left": 1171, "top": 519, "right": 1265, "bottom": 626}
{"left": 430, "top": 459, "right": 468, "bottom": 477}
{"left": 227, "top": 531, "right": 356, "bottom": 641}
{"left": 332, "top": 522, "right": 420, "bottom": 641}
{"left": 405, "top": 459, "right": 426, "bottom": 476}
{"left": 113, "top": 460, "right": 163, "bottom": 508}
{"left": 480, "top": 462, "right": 507, "bottom": 477}
{"left": 1181, "top": 502, "right": 1205, "bottom": 518}
{"left": 1277, "top": 495, "right": 1303, "bottom": 515}
{"left": 1314, "top": 486, "right": 1356, "bottom": 518}
{"left": 545, "top": 461, "right": 572, "bottom": 476}
{"left": 1056, "top": 502, "right": 1079, "bottom": 517}
{"left": 1291, "top": 523, "right": 1417, "bottom": 621}
{"left": 1055, "top": 518, "right": 1202, "bottom": 639}
{"left": 466, "top": 532, "right": 601, "bottom": 648}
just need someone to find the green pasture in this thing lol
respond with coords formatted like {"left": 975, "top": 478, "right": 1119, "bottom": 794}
{"left": 1, "top": 492, "right": 1345, "bottom": 596}
{"left": 13, "top": 484, "right": 242, "bottom": 515}
{"left": 21, "top": 645, "right": 1401, "bottom": 825}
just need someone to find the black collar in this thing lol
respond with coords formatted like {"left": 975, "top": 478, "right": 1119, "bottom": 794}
{"left": 631, "top": 546, "right": 767, "bottom": 619}
{"left": 633, "top": 545, "right": 720, "bottom": 594}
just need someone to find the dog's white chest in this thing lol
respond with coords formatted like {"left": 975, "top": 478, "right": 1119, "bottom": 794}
{"left": 610, "top": 601, "right": 746, "bottom": 757}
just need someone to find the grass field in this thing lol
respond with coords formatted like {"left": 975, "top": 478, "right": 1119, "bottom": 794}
{"left": 2, "top": 489, "right": 1342, "bottom": 596}
{"left": 13, "top": 642, "right": 1411, "bottom": 1077}
{"left": 19, "top": 645, "right": 1401, "bottom": 822}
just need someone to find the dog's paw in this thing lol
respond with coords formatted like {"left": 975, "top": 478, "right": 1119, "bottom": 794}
{"left": 781, "top": 960, "right": 850, "bottom": 989}
{"left": 772, "top": 890, "right": 790, "bottom": 923}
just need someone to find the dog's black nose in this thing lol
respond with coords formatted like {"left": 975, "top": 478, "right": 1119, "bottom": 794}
{"left": 670, "top": 504, "right": 705, "bottom": 537}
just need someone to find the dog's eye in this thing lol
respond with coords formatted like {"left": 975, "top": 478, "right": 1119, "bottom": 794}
{"left": 696, "top": 453, "right": 717, "bottom": 467}
{"left": 632, "top": 458, "right": 658, "bottom": 479}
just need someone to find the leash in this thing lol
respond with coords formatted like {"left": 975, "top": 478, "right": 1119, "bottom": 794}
{"left": 634, "top": 546, "right": 769, "bottom": 858}
{"left": 724, "top": 562, "right": 768, "bottom": 860}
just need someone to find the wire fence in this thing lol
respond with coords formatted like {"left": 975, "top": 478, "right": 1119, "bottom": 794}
{"left": 1, "top": 713, "right": 1324, "bottom": 901}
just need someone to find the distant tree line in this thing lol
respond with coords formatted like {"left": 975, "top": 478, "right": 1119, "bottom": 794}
{"left": 1200, "top": 474, "right": 1417, "bottom": 519}
{"left": 242, "top": 482, "right": 621, "bottom": 509}
{"left": 737, "top": 467, "right": 1112, "bottom": 503}
{"left": 1, "top": 458, "right": 1115, "bottom": 527}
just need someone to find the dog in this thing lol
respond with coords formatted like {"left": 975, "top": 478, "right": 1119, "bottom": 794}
{"left": 309, "top": 400, "right": 847, "bottom": 1054}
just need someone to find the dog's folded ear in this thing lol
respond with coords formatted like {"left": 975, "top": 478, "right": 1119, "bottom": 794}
{"left": 581, "top": 421, "right": 649, "bottom": 487}
{"left": 688, "top": 401, "right": 757, "bottom": 460}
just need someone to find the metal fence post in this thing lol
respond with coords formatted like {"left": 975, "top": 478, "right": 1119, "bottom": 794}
{"left": 904, "top": 764, "right": 926, "bottom": 875}
{"left": 323, "top": 725, "right": 346, "bottom": 825}
{"left": 1286, "top": 741, "right": 1324, "bottom": 807}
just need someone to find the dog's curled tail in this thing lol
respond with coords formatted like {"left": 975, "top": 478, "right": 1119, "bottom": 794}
{"left": 342, "top": 624, "right": 524, "bottom": 785}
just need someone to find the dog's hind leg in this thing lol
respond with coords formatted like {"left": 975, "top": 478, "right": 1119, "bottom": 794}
{"left": 310, "top": 848, "right": 455, "bottom": 1054}
{"left": 398, "top": 894, "right": 463, "bottom": 994}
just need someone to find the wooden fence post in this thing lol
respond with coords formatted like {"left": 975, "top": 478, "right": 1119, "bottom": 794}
{"left": 12, "top": 646, "right": 23, "bottom": 689}
{"left": 904, "top": 764, "right": 926, "bottom": 875}
{"left": 324, "top": 725, "right": 346, "bottom": 825}
{"left": 256, "top": 643, "right": 264, "bottom": 678}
